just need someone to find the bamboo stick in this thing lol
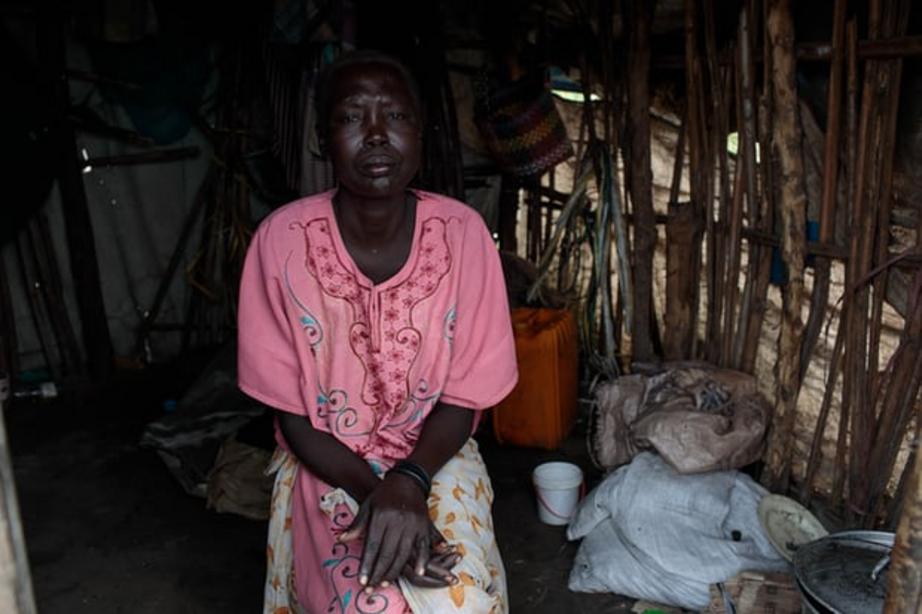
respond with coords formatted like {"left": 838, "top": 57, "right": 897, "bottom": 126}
{"left": 740, "top": 0, "right": 776, "bottom": 374}
{"left": 26, "top": 217, "right": 82, "bottom": 375}
{"left": 684, "top": 0, "right": 706, "bottom": 358}
{"left": 732, "top": 0, "right": 759, "bottom": 368}
{"left": 764, "top": 0, "right": 808, "bottom": 492}
{"left": 798, "top": 0, "right": 846, "bottom": 384}
{"left": 868, "top": 0, "right": 911, "bottom": 400}
{"left": 12, "top": 238, "right": 58, "bottom": 381}
{"left": 701, "top": 0, "right": 725, "bottom": 364}
{"left": 721, "top": 8, "right": 752, "bottom": 367}
{"left": 831, "top": 20, "right": 860, "bottom": 506}
{"left": 845, "top": 0, "right": 883, "bottom": 521}
{"left": 801, "top": 320, "right": 845, "bottom": 502}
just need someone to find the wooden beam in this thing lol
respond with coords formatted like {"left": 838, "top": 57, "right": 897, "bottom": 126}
{"left": 84, "top": 146, "right": 200, "bottom": 169}
{"left": 653, "top": 35, "right": 922, "bottom": 70}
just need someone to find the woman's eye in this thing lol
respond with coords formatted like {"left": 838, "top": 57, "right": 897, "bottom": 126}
{"left": 336, "top": 113, "right": 360, "bottom": 124}
{"left": 388, "top": 112, "right": 408, "bottom": 120}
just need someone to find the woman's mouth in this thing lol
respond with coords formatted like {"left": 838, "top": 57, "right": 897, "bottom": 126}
{"left": 358, "top": 155, "right": 398, "bottom": 177}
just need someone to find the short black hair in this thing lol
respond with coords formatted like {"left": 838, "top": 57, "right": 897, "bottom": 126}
{"left": 314, "top": 49, "right": 423, "bottom": 151}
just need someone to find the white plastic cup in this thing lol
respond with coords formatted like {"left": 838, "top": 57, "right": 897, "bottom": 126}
{"left": 532, "top": 462, "right": 583, "bottom": 526}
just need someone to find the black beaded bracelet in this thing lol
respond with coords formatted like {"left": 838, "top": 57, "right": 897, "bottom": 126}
{"left": 390, "top": 461, "right": 432, "bottom": 497}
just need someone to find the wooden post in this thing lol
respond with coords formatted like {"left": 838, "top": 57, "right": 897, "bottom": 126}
{"left": 38, "top": 6, "right": 113, "bottom": 381}
{"left": 0, "top": 377, "right": 38, "bottom": 614}
{"left": 664, "top": 115, "right": 700, "bottom": 361}
{"left": 666, "top": 200, "right": 703, "bottom": 360}
{"left": 498, "top": 175, "right": 520, "bottom": 254}
{"left": 764, "top": 0, "right": 807, "bottom": 492}
{"left": 626, "top": 0, "right": 656, "bottom": 362}
{"left": 884, "top": 430, "right": 922, "bottom": 613}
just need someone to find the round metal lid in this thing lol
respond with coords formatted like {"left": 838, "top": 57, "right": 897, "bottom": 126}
{"left": 793, "top": 530, "right": 894, "bottom": 614}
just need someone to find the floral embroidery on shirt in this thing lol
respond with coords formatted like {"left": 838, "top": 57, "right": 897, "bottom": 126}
{"left": 300, "top": 217, "right": 455, "bottom": 413}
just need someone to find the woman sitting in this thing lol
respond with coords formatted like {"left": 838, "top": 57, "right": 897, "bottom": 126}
{"left": 237, "top": 50, "right": 518, "bottom": 613}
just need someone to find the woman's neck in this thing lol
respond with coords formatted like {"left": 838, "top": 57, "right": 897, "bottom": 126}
{"left": 333, "top": 190, "right": 413, "bottom": 251}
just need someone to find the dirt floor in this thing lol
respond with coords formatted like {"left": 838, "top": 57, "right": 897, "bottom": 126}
{"left": 7, "top": 358, "right": 636, "bottom": 613}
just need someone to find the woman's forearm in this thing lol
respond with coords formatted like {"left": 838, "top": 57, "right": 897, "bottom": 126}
{"left": 406, "top": 401, "right": 474, "bottom": 479}
{"left": 277, "top": 411, "right": 380, "bottom": 502}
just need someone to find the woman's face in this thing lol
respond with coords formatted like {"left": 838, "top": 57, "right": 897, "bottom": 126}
{"left": 327, "top": 62, "right": 422, "bottom": 200}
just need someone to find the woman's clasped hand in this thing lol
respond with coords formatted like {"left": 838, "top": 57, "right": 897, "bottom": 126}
{"left": 339, "top": 471, "right": 462, "bottom": 591}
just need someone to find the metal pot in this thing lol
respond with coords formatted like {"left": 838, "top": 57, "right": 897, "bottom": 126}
{"left": 793, "top": 530, "right": 893, "bottom": 614}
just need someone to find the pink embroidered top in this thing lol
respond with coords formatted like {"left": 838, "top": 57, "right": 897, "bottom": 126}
{"left": 238, "top": 187, "right": 517, "bottom": 462}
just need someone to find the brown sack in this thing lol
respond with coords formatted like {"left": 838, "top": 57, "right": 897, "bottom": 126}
{"left": 590, "top": 362, "right": 770, "bottom": 474}
{"left": 206, "top": 437, "right": 273, "bottom": 520}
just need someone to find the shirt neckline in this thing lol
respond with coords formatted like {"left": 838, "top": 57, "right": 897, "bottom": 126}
{"left": 324, "top": 188, "right": 426, "bottom": 291}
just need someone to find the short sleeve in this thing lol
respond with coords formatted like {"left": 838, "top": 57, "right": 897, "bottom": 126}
{"left": 237, "top": 223, "right": 315, "bottom": 416}
{"left": 439, "top": 216, "right": 518, "bottom": 409}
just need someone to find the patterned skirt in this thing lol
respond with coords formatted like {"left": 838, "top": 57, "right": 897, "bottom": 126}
{"left": 263, "top": 439, "right": 508, "bottom": 614}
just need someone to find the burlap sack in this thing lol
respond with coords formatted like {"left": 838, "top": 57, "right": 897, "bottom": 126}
{"left": 206, "top": 437, "right": 273, "bottom": 520}
{"left": 590, "top": 362, "right": 770, "bottom": 474}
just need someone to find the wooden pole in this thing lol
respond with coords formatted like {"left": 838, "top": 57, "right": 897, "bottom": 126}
{"left": 845, "top": 0, "right": 883, "bottom": 521}
{"left": 868, "top": 0, "right": 911, "bottom": 403}
{"left": 498, "top": 175, "right": 519, "bottom": 254}
{"left": 684, "top": 0, "right": 706, "bottom": 358}
{"left": 666, "top": 201, "right": 703, "bottom": 361}
{"left": 740, "top": 0, "right": 777, "bottom": 374}
{"left": 732, "top": 0, "right": 760, "bottom": 368}
{"left": 626, "top": 0, "right": 656, "bottom": 362}
{"left": 703, "top": 0, "right": 732, "bottom": 365}
{"left": 801, "top": 320, "right": 845, "bottom": 502}
{"left": 764, "top": 0, "right": 807, "bottom": 492}
{"left": 831, "top": 19, "right": 860, "bottom": 506}
{"left": 0, "top": 379, "right": 38, "bottom": 614}
{"left": 665, "top": 114, "right": 699, "bottom": 361}
{"left": 38, "top": 6, "right": 113, "bottom": 380}
{"left": 0, "top": 258, "right": 19, "bottom": 377}
{"left": 721, "top": 7, "right": 755, "bottom": 368}
{"left": 884, "top": 428, "right": 922, "bottom": 613}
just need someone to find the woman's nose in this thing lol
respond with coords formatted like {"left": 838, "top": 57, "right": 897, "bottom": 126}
{"left": 362, "top": 113, "right": 388, "bottom": 147}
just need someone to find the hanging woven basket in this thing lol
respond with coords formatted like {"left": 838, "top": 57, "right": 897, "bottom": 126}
{"left": 474, "top": 71, "right": 574, "bottom": 177}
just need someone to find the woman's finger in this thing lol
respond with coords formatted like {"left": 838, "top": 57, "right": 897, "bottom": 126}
{"left": 366, "top": 522, "right": 402, "bottom": 589}
{"left": 401, "top": 558, "right": 460, "bottom": 588}
{"left": 379, "top": 526, "right": 417, "bottom": 585}
{"left": 338, "top": 502, "right": 370, "bottom": 543}
{"left": 358, "top": 513, "right": 387, "bottom": 586}
{"left": 429, "top": 551, "right": 462, "bottom": 568}
{"left": 429, "top": 523, "right": 448, "bottom": 551}
{"left": 423, "top": 552, "right": 462, "bottom": 585}
{"left": 413, "top": 532, "right": 431, "bottom": 577}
